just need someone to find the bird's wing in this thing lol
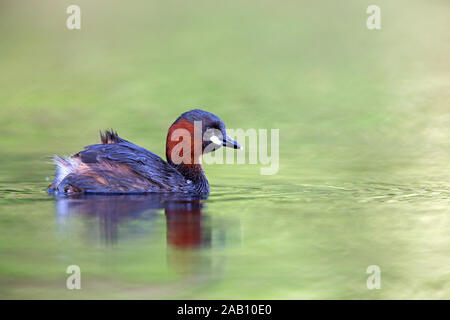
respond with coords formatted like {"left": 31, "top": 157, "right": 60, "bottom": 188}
{"left": 52, "top": 131, "right": 188, "bottom": 193}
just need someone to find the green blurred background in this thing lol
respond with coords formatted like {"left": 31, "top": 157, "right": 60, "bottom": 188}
{"left": 0, "top": 0, "right": 449, "bottom": 299}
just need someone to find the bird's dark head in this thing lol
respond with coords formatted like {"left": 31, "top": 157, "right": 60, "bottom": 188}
{"left": 166, "top": 109, "right": 241, "bottom": 165}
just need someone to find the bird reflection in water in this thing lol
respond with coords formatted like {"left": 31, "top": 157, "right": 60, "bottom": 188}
{"left": 54, "top": 193, "right": 229, "bottom": 276}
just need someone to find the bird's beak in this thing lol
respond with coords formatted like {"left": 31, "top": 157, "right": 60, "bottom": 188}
{"left": 223, "top": 135, "right": 242, "bottom": 149}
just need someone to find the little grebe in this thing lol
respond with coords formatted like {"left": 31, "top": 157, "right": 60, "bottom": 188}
{"left": 47, "top": 109, "right": 241, "bottom": 194}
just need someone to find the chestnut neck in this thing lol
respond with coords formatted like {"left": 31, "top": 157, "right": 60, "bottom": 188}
{"left": 165, "top": 120, "right": 209, "bottom": 192}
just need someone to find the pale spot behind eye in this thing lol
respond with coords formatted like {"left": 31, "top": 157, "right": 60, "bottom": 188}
{"left": 210, "top": 135, "right": 222, "bottom": 145}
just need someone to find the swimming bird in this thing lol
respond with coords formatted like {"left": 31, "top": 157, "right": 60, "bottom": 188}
{"left": 47, "top": 109, "right": 241, "bottom": 194}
